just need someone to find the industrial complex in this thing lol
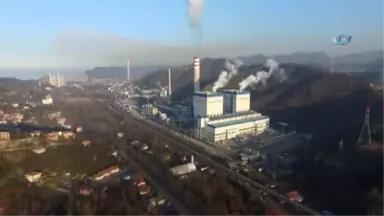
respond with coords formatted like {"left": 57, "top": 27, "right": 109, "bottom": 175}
{"left": 109, "top": 56, "right": 271, "bottom": 144}
{"left": 191, "top": 57, "right": 270, "bottom": 143}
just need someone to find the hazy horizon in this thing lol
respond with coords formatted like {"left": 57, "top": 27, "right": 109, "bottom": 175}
{"left": 0, "top": 0, "right": 382, "bottom": 70}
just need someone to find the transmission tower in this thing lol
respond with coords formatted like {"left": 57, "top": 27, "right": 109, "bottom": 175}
{"left": 356, "top": 106, "right": 372, "bottom": 146}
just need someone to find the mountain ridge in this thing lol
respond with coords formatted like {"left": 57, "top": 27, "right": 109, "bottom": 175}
{"left": 86, "top": 50, "right": 383, "bottom": 81}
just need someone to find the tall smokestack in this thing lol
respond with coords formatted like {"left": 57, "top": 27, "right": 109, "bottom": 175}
{"left": 127, "top": 59, "right": 130, "bottom": 81}
{"left": 193, "top": 57, "right": 200, "bottom": 92}
{"left": 168, "top": 69, "right": 172, "bottom": 96}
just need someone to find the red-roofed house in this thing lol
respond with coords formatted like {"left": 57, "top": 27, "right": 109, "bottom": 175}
{"left": 286, "top": 190, "right": 304, "bottom": 202}
{"left": 134, "top": 174, "right": 146, "bottom": 187}
{"left": 91, "top": 165, "right": 120, "bottom": 181}
{"left": 138, "top": 184, "right": 151, "bottom": 195}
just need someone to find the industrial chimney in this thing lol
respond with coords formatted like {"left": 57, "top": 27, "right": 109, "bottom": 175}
{"left": 127, "top": 59, "right": 130, "bottom": 81}
{"left": 168, "top": 69, "right": 172, "bottom": 96}
{"left": 193, "top": 57, "right": 200, "bottom": 92}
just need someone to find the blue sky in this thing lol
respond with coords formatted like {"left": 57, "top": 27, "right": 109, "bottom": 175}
{"left": 0, "top": 0, "right": 382, "bottom": 68}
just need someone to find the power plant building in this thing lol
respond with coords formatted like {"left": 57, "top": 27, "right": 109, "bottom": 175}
{"left": 194, "top": 90, "right": 269, "bottom": 143}
{"left": 39, "top": 73, "right": 65, "bottom": 87}
{"left": 223, "top": 90, "right": 251, "bottom": 113}
{"left": 193, "top": 92, "right": 224, "bottom": 117}
{"left": 141, "top": 104, "right": 158, "bottom": 116}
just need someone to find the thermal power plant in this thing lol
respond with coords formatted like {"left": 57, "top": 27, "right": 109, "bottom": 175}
{"left": 193, "top": 57, "right": 200, "bottom": 92}
{"left": 48, "top": 73, "right": 65, "bottom": 87}
{"left": 193, "top": 90, "right": 269, "bottom": 143}
{"left": 168, "top": 68, "right": 172, "bottom": 96}
{"left": 127, "top": 59, "right": 130, "bottom": 81}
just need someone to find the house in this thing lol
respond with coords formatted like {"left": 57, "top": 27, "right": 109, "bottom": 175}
{"left": 10, "top": 113, "right": 23, "bottom": 123}
{"left": 170, "top": 163, "right": 197, "bottom": 177}
{"left": 148, "top": 197, "right": 166, "bottom": 208}
{"left": 47, "top": 112, "right": 61, "bottom": 120}
{"left": 56, "top": 117, "right": 66, "bottom": 125}
{"left": 79, "top": 185, "right": 94, "bottom": 196}
{"left": 30, "top": 131, "right": 41, "bottom": 137}
{"left": 46, "top": 133, "right": 59, "bottom": 141}
{"left": 24, "top": 171, "right": 42, "bottom": 183}
{"left": 32, "top": 147, "right": 46, "bottom": 154}
{"left": 138, "top": 184, "right": 151, "bottom": 195}
{"left": 81, "top": 140, "right": 91, "bottom": 146}
{"left": 42, "top": 95, "right": 53, "bottom": 105}
{"left": 134, "top": 174, "right": 146, "bottom": 187}
{"left": 0, "top": 131, "right": 10, "bottom": 141}
{"left": 131, "top": 140, "right": 140, "bottom": 146}
{"left": 169, "top": 156, "right": 197, "bottom": 177}
{"left": 76, "top": 126, "right": 83, "bottom": 133}
{"left": 286, "top": 190, "right": 304, "bottom": 202}
{"left": 133, "top": 173, "right": 151, "bottom": 195}
{"left": 62, "top": 131, "right": 74, "bottom": 139}
{"left": 91, "top": 165, "right": 120, "bottom": 181}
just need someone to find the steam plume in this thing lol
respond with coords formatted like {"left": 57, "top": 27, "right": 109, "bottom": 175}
{"left": 187, "top": 0, "right": 204, "bottom": 28}
{"left": 212, "top": 59, "right": 243, "bottom": 92}
{"left": 187, "top": 0, "right": 204, "bottom": 54}
{"left": 238, "top": 59, "right": 287, "bottom": 91}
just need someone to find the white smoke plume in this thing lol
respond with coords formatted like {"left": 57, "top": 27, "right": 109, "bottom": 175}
{"left": 212, "top": 59, "right": 243, "bottom": 92}
{"left": 187, "top": 0, "right": 204, "bottom": 53}
{"left": 238, "top": 59, "right": 287, "bottom": 91}
{"left": 187, "top": 0, "right": 204, "bottom": 28}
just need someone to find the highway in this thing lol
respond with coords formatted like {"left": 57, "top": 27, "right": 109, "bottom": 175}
{"left": 89, "top": 94, "right": 320, "bottom": 215}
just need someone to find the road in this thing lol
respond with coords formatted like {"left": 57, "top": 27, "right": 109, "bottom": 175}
{"left": 112, "top": 137, "right": 194, "bottom": 215}
{"left": 89, "top": 94, "right": 321, "bottom": 215}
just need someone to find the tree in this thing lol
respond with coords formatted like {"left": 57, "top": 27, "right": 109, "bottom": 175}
{"left": 206, "top": 199, "right": 228, "bottom": 215}
{"left": 365, "top": 188, "right": 383, "bottom": 215}
{"left": 79, "top": 200, "right": 95, "bottom": 215}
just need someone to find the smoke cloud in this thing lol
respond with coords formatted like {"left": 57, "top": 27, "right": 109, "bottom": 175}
{"left": 187, "top": 0, "right": 204, "bottom": 28}
{"left": 238, "top": 59, "right": 287, "bottom": 91}
{"left": 187, "top": 0, "right": 204, "bottom": 54}
{"left": 212, "top": 59, "right": 243, "bottom": 92}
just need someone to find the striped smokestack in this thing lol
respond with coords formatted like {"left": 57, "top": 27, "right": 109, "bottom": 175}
{"left": 193, "top": 57, "right": 200, "bottom": 92}
{"left": 168, "top": 68, "right": 172, "bottom": 96}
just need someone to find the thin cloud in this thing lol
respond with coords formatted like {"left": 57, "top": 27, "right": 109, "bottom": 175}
{"left": 54, "top": 29, "right": 248, "bottom": 68}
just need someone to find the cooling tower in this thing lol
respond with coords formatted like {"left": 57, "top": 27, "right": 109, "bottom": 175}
{"left": 193, "top": 57, "right": 200, "bottom": 92}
